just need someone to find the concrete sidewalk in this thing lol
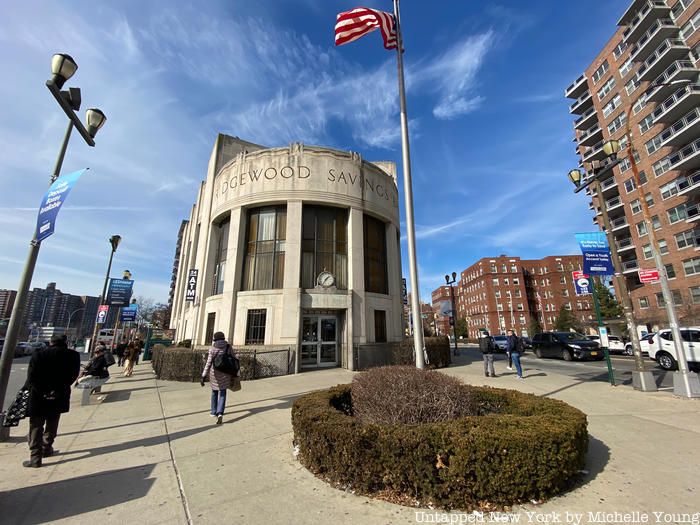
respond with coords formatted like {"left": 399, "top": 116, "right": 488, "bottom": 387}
{"left": 0, "top": 351, "right": 698, "bottom": 524}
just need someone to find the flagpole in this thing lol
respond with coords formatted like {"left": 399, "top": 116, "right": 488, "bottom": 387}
{"left": 393, "top": 0, "right": 425, "bottom": 369}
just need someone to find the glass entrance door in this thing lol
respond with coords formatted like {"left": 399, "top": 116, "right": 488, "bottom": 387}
{"left": 301, "top": 316, "right": 337, "bottom": 367}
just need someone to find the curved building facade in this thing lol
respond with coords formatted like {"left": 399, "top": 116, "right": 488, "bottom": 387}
{"left": 170, "top": 134, "right": 404, "bottom": 370}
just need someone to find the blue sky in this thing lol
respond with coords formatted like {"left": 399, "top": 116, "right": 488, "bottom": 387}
{"left": 0, "top": 0, "right": 629, "bottom": 303}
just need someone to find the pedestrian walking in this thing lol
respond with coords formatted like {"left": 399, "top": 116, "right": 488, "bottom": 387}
{"left": 478, "top": 330, "right": 497, "bottom": 378}
{"left": 133, "top": 337, "right": 144, "bottom": 365}
{"left": 123, "top": 342, "right": 138, "bottom": 377}
{"left": 200, "top": 331, "right": 235, "bottom": 425}
{"left": 23, "top": 334, "right": 81, "bottom": 467}
{"left": 115, "top": 339, "right": 127, "bottom": 367}
{"left": 507, "top": 329, "right": 524, "bottom": 379}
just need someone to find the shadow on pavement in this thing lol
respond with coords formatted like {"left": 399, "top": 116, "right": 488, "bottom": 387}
{"left": 0, "top": 463, "right": 157, "bottom": 524}
{"left": 47, "top": 426, "right": 213, "bottom": 465}
{"left": 573, "top": 434, "right": 611, "bottom": 489}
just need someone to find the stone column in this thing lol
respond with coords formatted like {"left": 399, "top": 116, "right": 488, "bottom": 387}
{"left": 347, "top": 207, "right": 366, "bottom": 370}
{"left": 282, "top": 201, "right": 303, "bottom": 372}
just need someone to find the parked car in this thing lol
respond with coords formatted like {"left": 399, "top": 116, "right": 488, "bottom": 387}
{"left": 15, "top": 342, "right": 32, "bottom": 357}
{"left": 586, "top": 335, "right": 626, "bottom": 354}
{"left": 492, "top": 335, "right": 508, "bottom": 352}
{"left": 623, "top": 333, "right": 654, "bottom": 356}
{"left": 521, "top": 336, "right": 533, "bottom": 349}
{"left": 647, "top": 327, "right": 700, "bottom": 371}
{"left": 531, "top": 332, "right": 604, "bottom": 361}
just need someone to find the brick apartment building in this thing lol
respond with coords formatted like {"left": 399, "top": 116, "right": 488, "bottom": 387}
{"left": 432, "top": 255, "right": 594, "bottom": 339}
{"left": 565, "top": 0, "right": 700, "bottom": 327}
{"left": 0, "top": 289, "right": 17, "bottom": 319}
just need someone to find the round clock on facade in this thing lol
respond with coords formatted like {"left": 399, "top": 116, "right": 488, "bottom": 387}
{"left": 317, "top": 271, "right": 335, "bottom": 288}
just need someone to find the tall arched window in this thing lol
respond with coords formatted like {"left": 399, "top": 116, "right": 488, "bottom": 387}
{"left": 364, "top": 214, "right": 388, "bottom": 294}
{"left": 301, "top": 206, "right": 348, "bottom": 289}
{"left": 243, "top": 206, "right": 286, "bottom": 290}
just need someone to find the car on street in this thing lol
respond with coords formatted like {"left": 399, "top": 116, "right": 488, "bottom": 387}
{"left": 492, "top": 335, "right": 508, "bottom": 352}
{"left": 646, "top": 327, "right": 700, "bottom": 371}
{"left": 586, "top": 335, "right": 626, "bottom": 354}
{"left": 521, "top": 336, "right": 533, "bottom": 349}
{"left": 623, "top": 333, "right": 654, "bottom": 356}
{"left": 14, "top": 342, "right": 33, "bottom": 357}
{"left": 531, "top": 332, "right": 604, "bottom": 361}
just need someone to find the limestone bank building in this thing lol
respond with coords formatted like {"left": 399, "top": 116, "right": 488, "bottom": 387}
{"left": 170, "top": 134, "right": 404, "bottom": 371}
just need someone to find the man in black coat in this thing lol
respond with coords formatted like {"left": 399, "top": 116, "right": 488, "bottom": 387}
{"left": 24, "top": 334, "right": 81, "bottom": 467}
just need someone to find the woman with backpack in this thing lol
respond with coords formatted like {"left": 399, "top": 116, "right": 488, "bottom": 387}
{"left": 200, "top": 331, "right": 236, "bottom": 425}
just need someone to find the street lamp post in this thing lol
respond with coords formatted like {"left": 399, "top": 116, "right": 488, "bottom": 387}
{"left": 616, "top": 79, "right": 699, "bottom": 398}
{"left": 89, "top": 235, "right": 122, "bottom": 353}
{"left": 66, "top": 307, "right": 85, "bottom": 343}
{"left": 568, "top": 161, "right": 656, "bottom": 392}
{"left": 0, "top": 54, "right": 107, "bottom": 435}
{"left": 445, "top": 272, "right": 459, "bottom": 357}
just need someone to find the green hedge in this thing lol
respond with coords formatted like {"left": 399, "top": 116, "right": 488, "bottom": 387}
{"left": 151, "top": 345, "right": 289, "bottom": 381}
{"left": 292, "top": 384, "right": 588, "bottom": 510}
{"left": 392, "top": 336, "right": 451, "bottom": 368}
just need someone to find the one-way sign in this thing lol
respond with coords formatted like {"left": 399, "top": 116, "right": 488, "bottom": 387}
{"left": 185, "top": 269, "right": 198, "bottom": 302}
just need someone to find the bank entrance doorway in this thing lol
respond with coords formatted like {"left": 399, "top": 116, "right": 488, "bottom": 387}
{"left": 301, "top": 316, "right": 337, "bottom": 368}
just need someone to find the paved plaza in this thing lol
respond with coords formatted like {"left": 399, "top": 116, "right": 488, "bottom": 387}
{"left": 0, "top": 351, "right": 698, "bottom": 524}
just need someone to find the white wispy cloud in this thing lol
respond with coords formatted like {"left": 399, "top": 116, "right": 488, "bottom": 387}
{"left": 410, "top": 31, "right": 495, "bottom": 120}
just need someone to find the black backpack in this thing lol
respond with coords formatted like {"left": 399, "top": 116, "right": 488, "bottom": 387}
{"left": 515, "top": 336, "right": 525, "bottom": 353}
{"left": 213, "top": 345, "right": 240, "bottom": 376}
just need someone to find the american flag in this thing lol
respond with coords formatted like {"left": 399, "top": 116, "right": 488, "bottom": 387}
{"left": 334, "top": 7, "right": 397, "bottom": 49}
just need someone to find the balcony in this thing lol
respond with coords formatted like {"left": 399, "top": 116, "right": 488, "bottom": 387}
{"left": 647, "top": 60, "right": 699, "bottom": 103}
{"left": 616, "top": 237, "right": 636, "bottom": 252}
{"left": 574, "top": 106, "right": 598, "bottom": 130}
{"left": 651, "top": 84, "right": 700, "bottom": 125}
{"left": 611, "top": 216, "right": 630, "bottom": 231}
{"left": 622, "top": 0, "right": 672, "bottom": 44}
{"left": 658, "top": 107, "right": 700, "bottom": 149}
{"left": 629, "top": 18, "right": 679, "bottom": 63}
{"left": 578, "top": 124, "right": 603, "bottom": 147}
{"left": 667, "top": 136, "right": 700, "bottom": 172}
{"left": 621, "top": 259, "right": 641, "bottom": 273}
{"left": 636, "top": 39, "right": 690, "bottom": 82}
{"left": 677, "top": 170, "right": 700, "bottom": 197}
{"left": 583, "top": 141, "right": 607, "bottom": 162}
{"left": 566, "top": 74, "right": 588, "bottom": 99}
{"left": 605, "top": 195, "right": 625, "bottom": 211}
{"left": 570, "top": 90, "right": 593, "bottom": 115}
{"left": 600, "top": 175, "right": 620, "bottom": 196}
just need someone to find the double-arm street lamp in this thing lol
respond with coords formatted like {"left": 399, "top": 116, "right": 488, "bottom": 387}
{"left": 89, "top": 235, "right": 122, "bottom": 352}
{"left": 0, "top": 54, "right": 107, "bottom": 435}
{"left": 569, "top": 79, "right": 700, "bottom": 397}
{"left": 444, "top": 272, "right": 459, "bottom": 357}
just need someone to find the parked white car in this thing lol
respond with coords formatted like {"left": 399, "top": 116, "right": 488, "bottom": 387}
{"left": 623, "top": 333, "right": 655, "bottom": 356}
{"left": 586, "top": 335, "right": 626, "bottom": 354}
{"left": 646, "top": 327, "right": 700, "bottom": 371}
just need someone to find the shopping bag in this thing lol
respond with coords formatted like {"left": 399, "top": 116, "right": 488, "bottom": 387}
{"left": 228, "top": 376, "right": 242, "bottom": 392}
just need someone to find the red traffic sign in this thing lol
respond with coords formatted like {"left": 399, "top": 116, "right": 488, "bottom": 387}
{"left": 638, "top": 268, "right": 660, "bottom": 283}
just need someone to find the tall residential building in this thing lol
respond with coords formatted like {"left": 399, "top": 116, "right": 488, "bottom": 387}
{"left": 167, "top": 219, "right": 189, "bottom": 329}
{"left": 432, "top": 255, "right": 593, "bottom": 338}
{"left": 0, "top": 289, "right": 16, "bottom": 319}
{"left": 1, "top": 283, "right": 100, "bottom": 339}
{"left": 566, "top": 0, "right": 700, "bottom": 327}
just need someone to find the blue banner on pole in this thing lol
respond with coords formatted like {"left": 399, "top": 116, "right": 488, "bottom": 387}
{"left": 35, "top": 168, "right": 88, "bottom": 242}
{"left": 120, "top": 304, "right": 138, "bottom": 322}
{"left": 106, "top": 279, "right": 134, "bottom": 306}
{"left": 575, "top": 232, "right": 614, "bottom": 275}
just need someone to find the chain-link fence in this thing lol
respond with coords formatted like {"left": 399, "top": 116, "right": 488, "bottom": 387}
{"left": 151, "top": 345, "right": 295, "bottom": 382}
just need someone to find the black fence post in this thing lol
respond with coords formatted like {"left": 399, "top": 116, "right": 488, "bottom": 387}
{"left": 253, "top": 350, "right": 258, "bottom": 380}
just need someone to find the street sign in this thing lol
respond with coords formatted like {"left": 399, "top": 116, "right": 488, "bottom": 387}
{"left": 401, "top": 278, "right": 408, "bottom": 306}
{"left": 96, "top": 305, "right": 109, "bottom": 324}
{"left": 106, "top": 279, "right": 134, "bottom": 306}
{"left": 572, "top": 270, "right": 591, "bottom": 295}
{"left": 439, "top": 300, "right": 452, "bottom": 316}
{"left": 575, "top": 232, "right": 614, "bottom": 275}
{"left": 638, "top": 268, "right": 660, "bottom": 284}
{"left": 120, "top": 304, "right": 138, "bottom": 322}
{"left": 185, "top": 269, "right": 198, "bottom": 302}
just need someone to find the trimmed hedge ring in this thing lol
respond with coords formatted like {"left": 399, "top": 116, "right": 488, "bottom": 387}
{"left": 292, "top": 384, "right": 588, "bottom": 510}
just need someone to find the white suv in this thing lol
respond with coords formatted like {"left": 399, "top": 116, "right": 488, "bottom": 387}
{"left": 587, "top": 335, "right": 625, "bottom": 354}
{"left": 647, "top": 327, "right": 700, "bottom": 371}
